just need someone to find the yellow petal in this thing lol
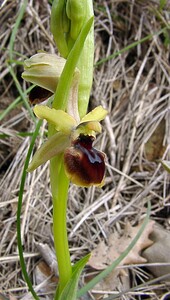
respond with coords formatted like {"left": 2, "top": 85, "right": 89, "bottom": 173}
{"left": 80, "top": 106, "right": 107, "bottom": 123}
{"left": 34, "top": 105, "right": 77, "bottom": 134}
{"left": 27, "top": 132, "right": 69, "bottom": 172}
{"left": 75, "top": 121, "right": 101, "bottom": 138}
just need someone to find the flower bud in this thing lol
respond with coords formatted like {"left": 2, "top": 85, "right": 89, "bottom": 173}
{"left": 66, "top": 0, "right": 86, "bottom": 41}
{"left": 51, "top": 0, "right": 69, "bottom": 58}
{"left": 64, "top": 134, "right": 105, "bottom": 187}
{"left": 22, "top": 53, "right": 66, "bottom": 92}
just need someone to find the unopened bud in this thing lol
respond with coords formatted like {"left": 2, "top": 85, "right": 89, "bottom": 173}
{"left": 66, "top": 0, "right": 86, "bottom": 41}
{"left": 22, "top": 53, "right": 66, "bottom": 92}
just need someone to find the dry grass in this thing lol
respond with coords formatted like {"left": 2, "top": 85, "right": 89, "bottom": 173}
{"left": 0, "top": 0, "right": 170, "bottom": 299}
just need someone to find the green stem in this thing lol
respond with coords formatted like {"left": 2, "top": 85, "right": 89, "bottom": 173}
{"left": 9, "top": 0, "right": 28, "bottom": 61}
{"left": 8, "top": 64, "right": 36, "bottom": 122}
{"left": 95, "top": 25, "right": 170, "bottom": 67}
{"left": 17, "top": 120, "right": 42, "bottom": 300}
{"left": 50, "top": 155, "right": 72, "bottom": 297}
{"left": 0, "top": 85, "right": 33, "bottom": 122}
{"left": 48, "top": 11, "right": 94, "bottom": 299}
{"left": 48, "top": 17, "right": 94, "bottom": 298}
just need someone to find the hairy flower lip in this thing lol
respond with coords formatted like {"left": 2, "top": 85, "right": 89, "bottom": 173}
{"left": 64, "top": 134, "right": 105, "bottom": 187}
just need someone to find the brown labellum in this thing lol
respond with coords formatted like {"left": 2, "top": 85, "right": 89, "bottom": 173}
{"left": 64, "top": 135, "right": 105, "bottom": 187}
{"left": 29, "top": 86, "right": 53, "bottom": 104}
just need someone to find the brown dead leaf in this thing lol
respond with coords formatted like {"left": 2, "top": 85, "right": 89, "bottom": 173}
{"left": 87, "top": 220, "right": 154, "bottom": 298}
{"left": 112, "top": 79, "right": 122, "bottom": 91}
{"left": 144, "top": 119, "right": 165, "bottom": 161}
{"left": 112, "top": 92, "right": 129, "bottom": 118}
{"left": 89, "top": 268, "right": 130, "bottom": 299}
{"left": 88, "top": 220, "right": 154, "bottom": 270}
{"left": 36, "top": 261, "right": 58, "bottom": 283}
{"left": 35, "top": 261, "right": 58, "bottom": 293}
{"left": 121, "top": 220, "right": 154, "bottom": 264}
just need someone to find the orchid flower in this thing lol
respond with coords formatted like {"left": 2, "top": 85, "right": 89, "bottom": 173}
{"left": 27, "top": 104, "right": 107, "bottom": 187}
{"left": 23, "top": 52, "right": 107, "bottom": 187}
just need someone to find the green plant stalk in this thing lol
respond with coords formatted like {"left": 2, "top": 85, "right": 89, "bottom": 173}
{"left": 17, "top": 120, "right": 42, "bottom": 300}
{"left": 95, "top": 25, "right": 170, "bottom": 67}
{"left": 8, "top": 64, "right": 36, "bottom": 122}
{"left": 9, "top": 0, "right": 28, "bottom": 61}
{"left": 64, "top": 0, "right": 94, "bottom": 118}
{"left": 58, "top": 254, "right": 91, "bottom": 300}
{"left": 0, "top": 86, "right": 33, "bottom": 122}
{"left": 50, "top": 155, "right": 71, "bottom": 296}
{"left": 48, "top": 17, "right": 94, "bottom": 298}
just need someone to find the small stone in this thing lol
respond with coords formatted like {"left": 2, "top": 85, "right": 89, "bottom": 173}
{"left": 142, "top": 223, "right": 170, "bottom": 280}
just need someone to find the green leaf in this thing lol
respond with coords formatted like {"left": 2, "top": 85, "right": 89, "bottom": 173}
{"left": 9, "top": 0, "right": 28, "bottom": 61}
{"left": 161, "top": 160, "right": 170, "bottom": 173}
{"left": 56, "top": 254, "right": 90, "bottom": 300}
{"left": 17, "top": 120, "right": 42, "bottom": 300}
{"left": 7, "top": 64, "right": 36, "bottom": 122}
{"left": 95, "top": 26, "right": 170, "bottom": 67}
{"left": 159, "top": 0, "right": 167, "bottom": 10}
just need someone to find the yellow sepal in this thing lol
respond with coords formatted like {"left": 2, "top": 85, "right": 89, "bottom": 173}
{"left": 34, "top": 105, "right": 77, "bottom": 134}
{"left": 27, "top": 132, "right": 69, "bottom": 172}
